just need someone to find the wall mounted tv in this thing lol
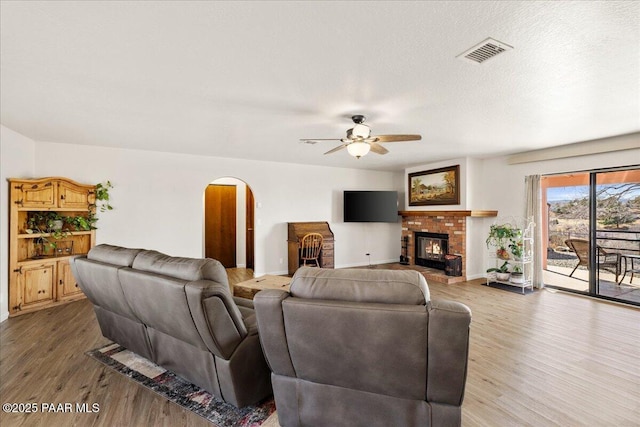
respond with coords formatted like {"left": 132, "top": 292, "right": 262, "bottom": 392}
{"left": 343, "top": 191, "right": 399, "bottom": 223}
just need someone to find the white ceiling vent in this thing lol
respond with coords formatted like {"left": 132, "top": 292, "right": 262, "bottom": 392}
{"left": 457, "top": 38, "right": 513, "bottom": 64}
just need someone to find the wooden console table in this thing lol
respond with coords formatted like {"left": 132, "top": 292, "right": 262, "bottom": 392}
{"left": 287, "top": 222, "right": 334, "bottom": 275}
{"left": 233, "top": 275, "right": 291, "bottom": 299}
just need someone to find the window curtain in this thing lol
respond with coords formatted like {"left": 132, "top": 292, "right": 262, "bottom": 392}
{"left": 525, "top": 175, "right": 544, "bottom": 288}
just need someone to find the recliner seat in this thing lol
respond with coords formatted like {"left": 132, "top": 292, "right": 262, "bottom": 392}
{"left": 254, "top": 267, "right": 472, "bottom": 426}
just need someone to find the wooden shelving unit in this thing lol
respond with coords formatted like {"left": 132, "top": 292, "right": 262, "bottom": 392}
{"left": 486, "top": 217, "right": 535, "bottom": 294}
{"left": 8, "top": 177, "right": 96, "bottom": 316}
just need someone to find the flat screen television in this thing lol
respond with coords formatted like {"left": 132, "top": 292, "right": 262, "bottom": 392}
{"left": 343, "top": 191, "right": 398, "bottom": 223}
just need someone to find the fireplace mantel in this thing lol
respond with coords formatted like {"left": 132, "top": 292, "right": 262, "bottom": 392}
{"left": 399, "top": 210, "right": 498, "bottom": 217}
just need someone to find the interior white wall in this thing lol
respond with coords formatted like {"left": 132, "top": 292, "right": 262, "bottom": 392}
{"left": 31, "top": 140, "right": 403, "bottom": 276}
{"left": 0, "top": 125, "right": 36, "bottom": 322}
{"left": 209, "top": 177, "right": 247, "bottom": 267}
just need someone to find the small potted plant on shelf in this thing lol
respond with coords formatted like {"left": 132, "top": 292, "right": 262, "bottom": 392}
{"left": 510, "top": 265, "right": 524, "bottom": 284}
{"left": 486, "top": 223, "right": 518, "bottom": 260}
{"left": 487, "top": 261, "right": 510, "bottom": 281}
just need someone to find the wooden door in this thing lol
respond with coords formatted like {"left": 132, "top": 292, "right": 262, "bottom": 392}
{"left": 205, "top": 184, "right": 236, "bottom": 268}
{"left": 246, "top": 186, "right": 255, "bottom": 270}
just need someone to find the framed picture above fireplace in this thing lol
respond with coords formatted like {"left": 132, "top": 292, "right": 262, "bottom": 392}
{"left": 408, "top": 165, "right": 460, "bottom": 206}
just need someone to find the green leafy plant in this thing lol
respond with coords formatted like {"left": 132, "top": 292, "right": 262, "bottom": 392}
{"left": 487, "top": 261, "right": 510, "bottom": 274}
{"left": 26, "top": 212, "right": 71, "bottom": 250}
{"left": 486, "top": 224, "right": 517, "bottom": 249}
{"left": 95, "top": 180, "right": 114, "bottom": 213}
{"left": 64, "top": 213, "right": 97, "bottom": 231}
{"left": 487, "top": 223, "right": 524, "bottom": 260}
{"left": 508, "top": 228, "right": 523, "bottom": 259}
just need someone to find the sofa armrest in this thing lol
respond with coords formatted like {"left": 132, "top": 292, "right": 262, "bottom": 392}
{"left": 233, "top": 296, "right": 255, "bottom": 309}
{"left": 427, "top": 299, "right": 472, "bottom": 406}
{"left": 185, "top": 280, "right": 247, "bottom": 359}
{"left": 254, "top": 289, "right": 296, "bottom": 377}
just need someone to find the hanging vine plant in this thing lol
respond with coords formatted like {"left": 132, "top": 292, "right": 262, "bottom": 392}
{"left": 95, "top": 180, "right": 114, "bottom": 212}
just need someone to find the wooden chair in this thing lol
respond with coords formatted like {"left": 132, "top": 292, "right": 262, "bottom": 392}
{"left": 565, "top": 238, "right": 620, "bottom": 283}
{"left": 300, "top": 233, "right": 323, "bottom": 267}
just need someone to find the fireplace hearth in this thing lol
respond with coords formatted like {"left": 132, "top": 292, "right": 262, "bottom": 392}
{"left": 415, "top": 232, "right": 449, "bottom": 270}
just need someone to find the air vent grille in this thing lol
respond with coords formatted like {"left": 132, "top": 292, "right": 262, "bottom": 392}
{"left": 457, "top": 38, "right": 513, "bottom": 64}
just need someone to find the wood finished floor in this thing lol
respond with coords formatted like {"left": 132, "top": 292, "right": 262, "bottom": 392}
{"left": 1, "top": 267, "right": 639, "bottom": 426}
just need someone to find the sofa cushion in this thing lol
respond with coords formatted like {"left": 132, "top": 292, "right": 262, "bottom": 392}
{"left": 117, "top": 268, "right": 209, "bottom": 350}
{"left": 132, "top": 250, "right": 228, "bottom": 285}
{"left": 289, "top": 267, "right": 430, "bottom": 305}
{"left": 88, "top": 244, "right": 142, "bottom": 267}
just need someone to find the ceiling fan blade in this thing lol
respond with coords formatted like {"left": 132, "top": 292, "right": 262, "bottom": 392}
{"left": 324, "top": 143, "right": 348, "bottom": 155}
{"left": 375, "top": 134, "right": 422, "bottom": 143}
{"left": 369, "top": 142, "right": 389, "bottom": 155}
{"left": 300, "top": 138, "right": 342, "bottom": 143}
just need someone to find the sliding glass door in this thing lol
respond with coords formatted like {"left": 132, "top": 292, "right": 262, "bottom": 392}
{"left": 594, "top": 170, "right": 640, "bottom": 303}
{"left": 542, "top": 166, "right": 640, "bottom": 305}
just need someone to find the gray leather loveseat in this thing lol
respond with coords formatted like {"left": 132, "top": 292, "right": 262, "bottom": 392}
{"left": 70, "top": 244, "right": 272, "bottom": 408}
{"left": 254, "top": 267, "right": 472, "bottom": 426}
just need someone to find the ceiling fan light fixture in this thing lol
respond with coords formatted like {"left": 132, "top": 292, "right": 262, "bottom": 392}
{"left": 347, "top": 142, "right": 370, "bottom": 159}
{"left": 351, "top": 124, "right": 370, "bottom": 138}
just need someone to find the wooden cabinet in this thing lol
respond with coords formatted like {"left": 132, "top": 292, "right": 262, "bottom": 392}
{"left": 58, "top": 259, "right": 83, "bottom": 299}
{"left": 287, "top": 222, "right": 335, "bottom": 275}
{"left": 8, "top": 177, "right": 96, "bottom": 317}
{"left": 16, "top": 261, "right": 56, "bottom": 310}
{"left": 15, "top": 179, "right": 58, "bottom": 208}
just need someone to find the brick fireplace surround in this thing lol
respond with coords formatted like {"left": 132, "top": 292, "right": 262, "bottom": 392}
{"left": 400, "top": 210, "right": 497, "bottom": 284}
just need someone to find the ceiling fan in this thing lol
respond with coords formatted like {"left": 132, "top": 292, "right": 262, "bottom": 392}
{"left": 300, "top": 115, "right": 422, "bottom": 159}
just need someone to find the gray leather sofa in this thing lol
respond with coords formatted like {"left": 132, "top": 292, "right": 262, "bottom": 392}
{"left": 254, "top": 267, "right": 472, "bottom": 427}
{"left": 70, "top": 244, "right": 272, "bottom": 408}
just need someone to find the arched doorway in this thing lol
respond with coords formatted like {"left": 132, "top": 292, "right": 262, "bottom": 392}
{"left": 204, "top": 177, "right": 255, "bottom": 271}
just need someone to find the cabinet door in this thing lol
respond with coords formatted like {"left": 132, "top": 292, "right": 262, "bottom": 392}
{"left": 17, "top": 262, "right": 56, "bottom": 309}
{"left": 58, "top": 181, "right": 94, "bottom": 209}
{"left": 57, "top": 260, "right": 83, "bottom": 299}
{"left": 14, "top": 180, "right": 57, "bottom": 208}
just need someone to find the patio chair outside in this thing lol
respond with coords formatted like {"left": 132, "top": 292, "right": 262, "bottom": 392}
{"left": 565, "top": 238, "right": 621, "bottom": 283}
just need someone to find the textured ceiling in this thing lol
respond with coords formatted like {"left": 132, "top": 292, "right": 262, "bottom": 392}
{"left": 1, "top": 1, "right": 639, "bottom": 171}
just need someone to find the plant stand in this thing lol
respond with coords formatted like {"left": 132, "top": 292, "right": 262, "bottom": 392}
{"left": 486, "top": 217, "right": 535, "bottom": 294}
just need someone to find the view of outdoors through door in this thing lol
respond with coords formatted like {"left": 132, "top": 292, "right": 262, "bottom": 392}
{"left": 542, "top": 167, "right": 640, "bottom": 305}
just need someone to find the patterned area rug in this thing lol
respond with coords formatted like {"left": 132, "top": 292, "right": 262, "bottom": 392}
{"left": 87, "top": 343, "right": 276, "bottom": 426}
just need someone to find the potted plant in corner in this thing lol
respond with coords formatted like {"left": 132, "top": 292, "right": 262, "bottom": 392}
{"left": 487, "top": 261, "right": 510, "bottom": 282}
